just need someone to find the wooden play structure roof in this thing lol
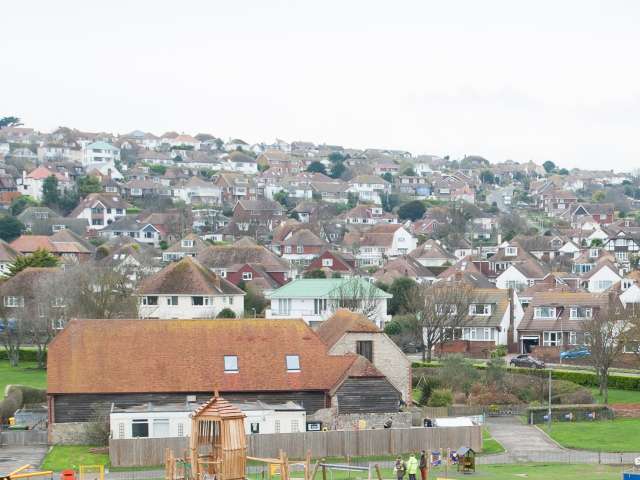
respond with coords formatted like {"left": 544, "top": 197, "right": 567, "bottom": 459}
{"left": 192, "top": 393, "right": 245, "bottom": 419}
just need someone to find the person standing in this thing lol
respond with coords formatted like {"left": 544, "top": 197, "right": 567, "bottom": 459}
{"left": 394, "top": 457, "right": 406, "bottom": 480}
{"left": 419, "top": 450, "right": 428, "bottom": 480}
{"left": 406, "top": 453, "right": 419, "bottom": 480}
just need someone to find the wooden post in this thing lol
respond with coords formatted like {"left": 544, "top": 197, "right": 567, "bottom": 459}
{"left": 322, "top": 465, "right": 327, "bottom": 480}
{"left": 374, "top": 465, "right": 383, "bottom": 480}
{"left": 304, "top": 450, "right": 312, "bottom": 480}
{"left": 310, "top": 461, "right": 320, "bottom": 480}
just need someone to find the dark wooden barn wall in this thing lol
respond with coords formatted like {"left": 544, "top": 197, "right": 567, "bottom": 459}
{"left": 335, "top": 378, "right": 400, "bottom": 414}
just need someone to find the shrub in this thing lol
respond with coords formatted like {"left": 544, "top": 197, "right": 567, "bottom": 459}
{"left": 491, "top": 345, "right": 508, "bottom": 358}
{"left": 427, "top": 388, "right": 453, "bottom": 407}
{"left": 217, "top": 308, "right": 236, "bottom": 318}
{"left": 383, "top": 320, "right": 402, "bottom": 336}
{"left": 0, "top": 349, "right": 46, "bottom": 362}
{"left": 417, "top": 376, "right": 441, "bottom": 405}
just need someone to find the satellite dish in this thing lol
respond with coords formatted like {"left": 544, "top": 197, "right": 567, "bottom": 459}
{"left": 634, "top": 456, "right": 640, "bottom": 467}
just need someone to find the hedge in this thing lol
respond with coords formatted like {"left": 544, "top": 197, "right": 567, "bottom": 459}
{"left": 526, "top": 404, "right": 614, "bottom": 424}
{"left": 0, "top": 349, "right": 46, "bottom": 363}
{"left": 411, "top": 362, "right": 640, "bottom": 391}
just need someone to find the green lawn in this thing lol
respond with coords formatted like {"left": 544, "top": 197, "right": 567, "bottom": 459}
{"left": 543, "top": 419, "right": 640, "bottom": 452}
{"left": 0, "top": 360, "right": 47, "bottom": 396}
{"left": 591, "top": 387, "right": 640, "bottom": 404}
{"left": 41, "top": 446, "right": 110, "bottom": 471}
{"left": 248, "top": 464, "right": 627, "bottom": 480}
{"left": 481, "top": 428, "right": 504, "bottom": 455}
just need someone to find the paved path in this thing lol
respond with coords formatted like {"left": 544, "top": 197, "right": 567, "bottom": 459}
{"left": 0, "top": 445, "right": 48, "bottom": 476}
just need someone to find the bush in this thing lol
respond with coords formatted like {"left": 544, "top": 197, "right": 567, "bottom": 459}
{"left": 417, "top": 376, "right": 441, "bottom": 405}
{"left": 491, "top": 345, "right": 508, "bottom": 358}
{"left": 217, "top": 308, "right": 236, "bottom": 318}
{"left": 427, "top": 388, "right": 453, "bottom": 407}
{"left": 383, "top": 320, "right": 402, "bottom": 336}
{"left": 0, "top": 349, "right": 46, "bottom": 362}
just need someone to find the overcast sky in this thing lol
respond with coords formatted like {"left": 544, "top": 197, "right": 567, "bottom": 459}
{"left": 3, "top": 1, "right": 640, "bottom": 170}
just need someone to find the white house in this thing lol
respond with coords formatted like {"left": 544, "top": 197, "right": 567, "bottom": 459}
{"left": 138, "top": 256, "right": 245, "bottom": 319}
{"left": 99, "top": 216, "right": 162, "bottom": 247}
{"left": 347, "top": 175, "right": 391, "bottom": 205}
{"left": 68, "top": 193, "right": 130, "bottom": 230}
{"left": 83, "top": 141, "right": 120, "bottom": 166}
{"left": 172, "top": 177, "right": 222, "bottom": 205}
{"left": 583, "top": 262, "right": 622, "bottom": 293}
{"left": 109, "top": 400, "right": 306, "bottom": 439}
{"left": 19, "top": 166, "right": 72, "bottom": 202}
{"left": 344, "top": 224, "right": 417, "bottom": 267}
{"left": 266, "top": 278, "right": 392, "bottom": 327}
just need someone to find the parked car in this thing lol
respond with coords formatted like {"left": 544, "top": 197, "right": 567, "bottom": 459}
{"left": 560, "top": 346, "right": 590, "bottom": 360}
{"left": 510, "top": 354, "right": 545, "bottom": 369}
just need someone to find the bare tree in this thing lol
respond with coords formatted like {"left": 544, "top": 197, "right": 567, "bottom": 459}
{"left": 405, "top": 283, "right": 477, "bottom": 362}
{"left": 65, "top": 264, "right": 139, "bottom": 319}
{"left": 583, "top": 293, "right": 640, "bottom": 404}
{"left": 332, "top": 278, "right": 388, "bottom": 323}
{"left": 0, "top": 304, "right": 25, "bottom": 367}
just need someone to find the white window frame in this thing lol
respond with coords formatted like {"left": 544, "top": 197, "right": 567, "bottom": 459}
{"left": 505, "top": 247, "right": 518, "bottom": 256}
{"left": 286, "top": 354, "right": 300, "bottom": 372}
{"left": 543, "top": 331, "right": 562, "bottom": 347}
{"left": 469, "top": 304, "right": 491, "bottom": 316}
{"left": 224, "top": 355, "right": 239, "bottom": 372}
{"left": 534, "top": 306, "right": 556, "bottom": 319}
{"left": 569, "top": 331, "right": 578, "bottom": 345}
{"left": 322, "top": 258, "right": 333, "bottom": 267}
{"left": 569, "top": 307, "right": 592, "bottom": 319}
{"left": 182, "top": 239, "right": 194, "bottom": 248}
{"left": 242, "top": 271, "right": 253, "bottom": 281}
{"left": 5, "top": 296, "right": 24, "bottom": 307}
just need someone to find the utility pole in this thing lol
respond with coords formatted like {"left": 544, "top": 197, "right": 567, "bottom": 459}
{"left": 547, "top": 369, "right": 552, "bottom": 432}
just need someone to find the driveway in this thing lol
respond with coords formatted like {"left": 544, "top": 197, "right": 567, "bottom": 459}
{"left": 485, "top": 416, "right": 562, "bottom": 457}
{"left": 0, "top": 445, "right": 48, "bottom": 476}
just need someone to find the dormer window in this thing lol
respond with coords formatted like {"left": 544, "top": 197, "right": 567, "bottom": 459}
{"left": 286, "top": 355, "right": 300, "bottom": 372}
{"left": 182, "top": 239, "right": 194, "bottom": 248}
{"left": 570, "top": 307, "right": 593, "bottom": 319}
{"left": 534, "top": 306, "right": 556, "bottom": 319}
{"left": 505, "top": 247, "right": 518, "bottom": 257}
{"left": 224, "top": 355, "right": 238, "bottom": 373}
{"left": 469, "top": 304, "right": 491, "bottom": 316}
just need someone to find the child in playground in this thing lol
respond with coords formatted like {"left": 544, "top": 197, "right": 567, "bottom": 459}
{"left": 394, "top": 457, "right": 406, "bottom": 480}
{"left": 418, "top": 450, "right": 428, "bottom": 480}
{"left": 406, "top": 454, "right": 419, "bottom": 480}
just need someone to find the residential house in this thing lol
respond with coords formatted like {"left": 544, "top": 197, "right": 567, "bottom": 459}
{"left": 430, "top": 176, "right": 475, "bottom": 203}
{"left": 232, "top": 199, "right": 285, "bottom": 231}
{"left": 372, "top": 255, "right": 437, "bottom": 285}
{"left": 305, "top": 250, "right": 359, "bottom": 278}
{"left": 581, "top": 260, "right": 622, "bottom": 293}
{"left": 373, "top": 163, "right": 400, "bottom": 176}
{"left": 567, "top": 203, "right": 615, "bottom": 227}
{"left": 517, "top": 291, "right": 612, "bottom": 354}
{"left": 10, "top": 233, "right": 91, "bottom": 263}
{"left": 409, "top": 240, "right": 454, "bottom": 267}
{"left": 121, "top": 179, "right": 170, "bottom": 199}
{"left": 316, "top": 309, "right": 412, "bottom": 404}
{"left": 215, "top": 173, "right": 258, "bottom": 204}
{"left": 223, "top": 152, "right": 258, "bottom": 174}
{"left": 18, "top": 207, "right": 87, "bottom": 236}
{"left": 274, "top": 228, "right": 327, "bottom": 267}
{"left": 172, "top": 177, "right": 221, "bottom": 205}
{"left": 83, "top": 141, "right": 120, "bottom": 166}
{"left": 266, "top": 278, "right": 392, "bottom": 327}
{"left": 98, "top": 216, "right": 162, "bottom": 247}
{"left": 162, "top": 234, "right": 209, "bottom": 262}
{"left": 310, "top": 180, "right": 349, "bottom": 204}
{"left": 344, "top": 205, "right": 397, "bottom": 225}
{"left": 0, "top": 240, "right": 20, "bottom": 276}
{"left": 47, "top": 318, "right": 401, "bottom": 425}
{"left": 19, "top": 166, "right": 72, "bottom": 202}
{"left": 138, "top": 257, "right": 245, "bottom": 319}
{"left": 98, "top": 238, "right": 160, "bottom": 286}
{"left": 342, "top": 224, "right": 417, "bottom": 267}
{"left": 68, "top": 193, "right": 130, "bottom": 230}
{"left": 347, "top": 175, "right": 391, "bottom": 205}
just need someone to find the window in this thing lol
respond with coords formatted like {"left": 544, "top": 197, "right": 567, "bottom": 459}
{"left": 534, "top": 307, "right": 556, "bottom": 319}
{"left": 569, "top": 307, "right": 592, "bottom": 319}
{"left": 322, "top": 258, "right": 333, "bottom": 267}
{"left": 132, "top": 419, "right": 149, "bottom": 438}
{"left": 274, "top": 420, "right": 281, "bottom": 433}
{"left": 469, "top": 304, "right": 491, "bottom": 316}
{"left": 116, "top": 208, "right": 123, "bottom": 214}
{"left": 291, "top": 419, "right": 300, "bottom": 432}
{"left": 182, "top": 240, "right": 194, "bottom": 248}
{"left": 192, "top": 296, "right": 204, "bottom": 306}
{"left": 277, "top": 298, "right": 291, "bottom": 315}
{"left": 569, "top": 331, "right": 577, "bottom": 345}
{"left": 92, "top": 218, "right": 104, "bottom": 226}
{"left": 52, "top": 224, "right": 66, "bottom": 232}
{"left": 462, "top": 328, "right": 495, "bottom": 341}
{"left": 167, "top": 296, "right": 178, "bottom": 306}
{"left": 52, "top": 297, "right": 65, "bottom": 308}
{"left": 314, "top": 298, "right": 327, "bottom": 315}
{"left": 229, "top": 296, "right": 234, "bottom": 305}
{"left": 242, "top": 271, "right": 253, "bottom": 281}
{"left": 356, "top": 340, "right": 373, "bottom": 362}
{"left": 435, "top": 304, "right": 457, "bottom": 315}
{"left": 118, "top": 423, "right": 125, "bottom": 439}
{"left": 145, "top": 231, "right": 154, "bottom": 239}
{"left": 296, "top": 245, "right": 304, "bottom": 253}
{"left": 250, "top": 422, "right": 260, "bottom": 434}
{"left": 142, "top": 296, "right": 158, "bottom": 306}
{"left": 214, "top": 268, "right": 227, "bottom": 277}
{"left": 224, "top": 355, "right": 238, "bottom": 372}
{"left": 505, "top": 247, "right": 518, "bottom": 257}
{"left": 589, "top": 248, "right": 599, "bottom": 258}
{"left": 177, "top": 423, "right": 184, "bottom": 436}
{"left": 286, "top": 355, "right": 300, "bottom": 372}
{"left": 543, "top": 331, "right": 562, "bottom": 347}
{"left": 623, "top": 342, "right": 640, "bottom": 354}
{"left": 594, "top": 280, "right": 613, "bottom": 291}
{"left": 153, "top": 418, "right": 170, "bottom": 438}
{"left": 4, "top": 296, "right": 24, "bottom": 307}
{"left": 284, "top": 246, "right": 292, "bottom": 254}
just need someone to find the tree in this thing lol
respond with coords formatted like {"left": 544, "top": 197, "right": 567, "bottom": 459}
{"left": 583, "top": 294, "right": 640, "bottom": 404}
{"left": 195, "top": 133, "right": 215, "bottom": 142}
{"left": 405, "top": 284, "right": 476, "bottom": 361}
{"left": 592, "top": 190, "right": 606, "bottom": 202}
{"left": 558, "top": 168, "right": 569, "bottom": 175}
{"left": 0, "top": 116, "right": 22, "bottom": 129}
{"left": 542, "top": 161, "right": 556, "bottom": 173}
{"left": 381, "top": 193, "right": 400, "bottom": 213}
{"left": 381, "top": 172, "right": 394, "bottom": 183}
{"left": 304, "top": 269, "right": 327, "bottom": 279}
{"left": 10, "top": 196, "right": 38, "bottom": 216}
{"left": 0, "top": 216, "right": 24, "bottom": 242}
{"left": 437, "top": 354, "right": 479, "bottom": 399}
{"left": 7, "top": 249, "right": 59, "bottom": 276}
{"left": 499, "top": 213, "right": 528, "bottom": 241}
{"left": 243, "top": 285, "right": 267, "bottom": 316}
{"left": 77, "top": 176, "right": 102, "bottom": 197}
{"left": 306, "top": 161, "right": 327, "bottom": 175}
{"left": 330, "top": 161, "right": 346, "bottom": 179}
{"left": 273, "top": 190, "right": 289, "bottom": 207}
{"left": 480, "top": 170, "right": 495, "bottom": 184}
{"left": 217, "top": 308, "right": 236, "bottom": 318}
{"left": 398, "top": 200, "right": 426, "bottom": 221}
{"left": 42, "top": 175, "right": 60, "bottom": 207}
{"left": 401, "top": 167, "right": 416, "bottom": 176}
{"left": 333, "top": 278, "right": 386, "bottom": 322}
{"left": 148, "top": 164, "right": 167, "bottom": 175}
{"left": 387, "top": 277, "right": 418, "bottom": 315}
{"left": 328, "top": 152, "right": 345, "bottom": 163}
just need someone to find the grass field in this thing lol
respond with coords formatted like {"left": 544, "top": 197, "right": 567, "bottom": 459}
{"left": 543, "top": 419, "right": 640, "bottom": 452}
{"left": 41, "top": 446, "right": 110, "bottom": 471}
{"left": 481, "top": 428, "right": 504, "bottom": 455}
{"left": 0, "top": 360, "right": 47, "bottom": 396}
{"left": 591, "top": 387, "right": 640, "bottom": 404}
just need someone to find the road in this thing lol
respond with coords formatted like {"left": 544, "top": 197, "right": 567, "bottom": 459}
{"left": 0, "top": 445, "right": 48, "bottom": 476}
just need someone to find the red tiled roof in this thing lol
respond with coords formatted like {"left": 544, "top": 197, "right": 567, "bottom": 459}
{"left": 316, "top": 309, "right": 380, "bottom": 348}
{"left": 47, "top": 318, "right": 358, "bottom": 394}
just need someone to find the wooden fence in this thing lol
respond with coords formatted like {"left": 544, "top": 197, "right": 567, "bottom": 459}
{"left": 109, "top": 426, "right": 482, "bottom": 467}
{"left": 0, "top": 430, "right": 48, "bottom": 446}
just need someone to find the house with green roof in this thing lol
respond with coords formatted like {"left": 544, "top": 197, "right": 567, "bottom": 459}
{"left": 83, "top": 141, "right": 120, "bottom": 166}
{"left": 266, "top": 278, "right": 392, "bottom": 327}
